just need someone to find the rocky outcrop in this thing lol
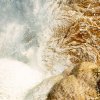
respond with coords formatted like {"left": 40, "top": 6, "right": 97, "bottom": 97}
{"left": 0, "top": 0, "right": 99, "bottom": 100}
{"left": 33, "top": 0, "right": 100, "bottom": 99}
{"left": 47, "top": 62, "right": 100, "bottom": 100}
{"left": 38, "top": 0, "right": 100, "bottom": 75}
{"left": 25, "top": 62, "right": 100, "bottom": 100}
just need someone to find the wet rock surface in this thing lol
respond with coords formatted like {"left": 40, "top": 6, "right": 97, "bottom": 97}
{"left": 47, "top": 62, "right": 100, "bottom": 100}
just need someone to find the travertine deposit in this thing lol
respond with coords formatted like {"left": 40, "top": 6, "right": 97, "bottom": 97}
{"left": 38, "top": 0, "right": 100, "bottom": 75}
{"left": 33, "top": 0, "right": 100, "bottom": 100}
{"left": 47, "top": 62, "right": 100, "bottom": 100}
{"left": 0, "top": 0, "right": 99, "bottom": 100}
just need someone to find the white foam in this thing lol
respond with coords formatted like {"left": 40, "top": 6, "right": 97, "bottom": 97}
{"left": 0, "top": 58, "right": 43, "bottom": 100}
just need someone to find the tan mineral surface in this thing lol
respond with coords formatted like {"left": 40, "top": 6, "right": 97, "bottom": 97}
{"left": 39, "top": 0, "right": 100, "bottom": 75}
{"left": 26, "top": 62, "right": 100, "bottom": 100}
{"left": 47, "top": 62, "right": 100, "bottom": 100}
{"left": 31, "top": 0, "right": 100, "bottom": 99}
{"left": 0, "top": 0, "right": 100, "bottom": 100}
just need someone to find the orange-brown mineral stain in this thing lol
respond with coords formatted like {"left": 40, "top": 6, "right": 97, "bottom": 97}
{"left": 41, "top": 0, "right": 100, "bottom": 70}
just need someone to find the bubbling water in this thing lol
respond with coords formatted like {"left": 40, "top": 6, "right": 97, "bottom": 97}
{"left": 0, "top": 0, "right": 48, "bottom": 100}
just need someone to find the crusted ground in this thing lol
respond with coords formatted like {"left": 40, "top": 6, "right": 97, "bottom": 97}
{"left": 47, "top": 62, "right": 100, "bottom": 100}
{"left": 39, "top": 0, "right": 100, "bottom": 75}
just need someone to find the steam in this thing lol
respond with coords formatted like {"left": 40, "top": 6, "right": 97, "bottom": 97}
{"left": 0, "top": 0, "right": 48, "bottom": 99}
{"left": 0, "top": 0, "right": 45, "bottom": 63}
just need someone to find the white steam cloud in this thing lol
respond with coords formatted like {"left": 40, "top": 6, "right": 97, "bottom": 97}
{"left": 0, "top": 0, "right": 48, "bottom": 100}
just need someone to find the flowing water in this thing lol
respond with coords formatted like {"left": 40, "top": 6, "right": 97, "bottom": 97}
{"left": 0, "top": 0, "right": 48, "bottom": 100}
